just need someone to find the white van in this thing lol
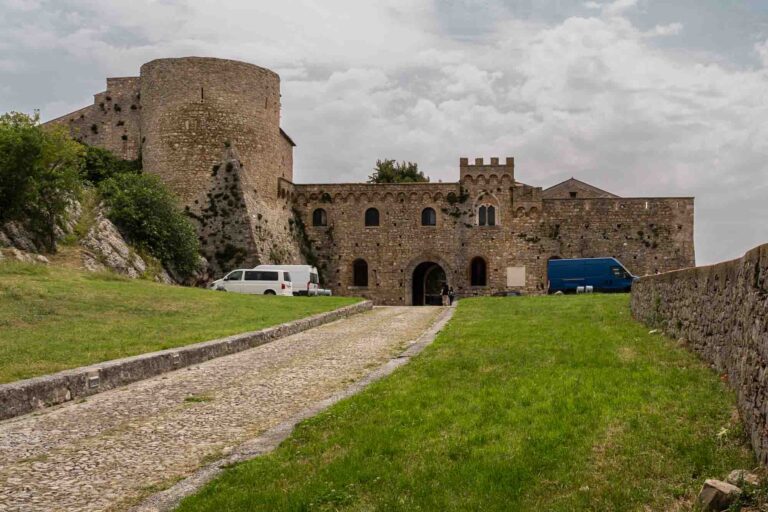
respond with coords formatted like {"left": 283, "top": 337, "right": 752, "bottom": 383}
{"left": 254, "top": 265, "right": 319, "bottom": 296}
{"left": 209, "top": 268, "right": 293, "bottom": 296}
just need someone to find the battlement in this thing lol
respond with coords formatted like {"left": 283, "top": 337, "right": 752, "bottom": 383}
{"left": 460, "top": 156, "right": 515, "bottom": 185}
{"left": 459, "top": 157, "right": 514, "bottom": 168}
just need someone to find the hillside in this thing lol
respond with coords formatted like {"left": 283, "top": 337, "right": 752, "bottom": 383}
{"left": 0, "top": 261, "right": 357, "bottom": 383}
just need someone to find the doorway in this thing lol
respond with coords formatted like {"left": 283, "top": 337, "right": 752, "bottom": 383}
{"left": 412, "top": 261, "right": 447, "bottom": 306}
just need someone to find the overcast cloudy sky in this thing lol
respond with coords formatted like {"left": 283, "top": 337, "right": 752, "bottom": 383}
{"left": 1, "top": 0, "right": 766, "bottom": 265}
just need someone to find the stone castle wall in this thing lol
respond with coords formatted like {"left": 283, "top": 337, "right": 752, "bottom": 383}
{"left": 45, "top": 77, "right": 142, "bottom": 160}
{"left": 630, "top": 244, "right": 768, "bottom": 462}
{"left": 291, "top": 157, "right": 694, "bottom": 304}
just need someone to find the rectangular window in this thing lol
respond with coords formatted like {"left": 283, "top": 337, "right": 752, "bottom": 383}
{"left": 283, "top": 272, "right": 291, "bottom": 282}
{"left": 245, "top": 271, "right": 279, "bottom": 281}
{"left": 479, "top": 206, "right": 487, "bottom": 226}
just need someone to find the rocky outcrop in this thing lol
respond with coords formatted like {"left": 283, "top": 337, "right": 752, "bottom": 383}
{"left": 80, "top": 209, "right": 147, "bottom": 278}
{"left": 1, "top": 202, "right": 176, "bottom": 284}
{"left": 631, "top": 243, "right": 768, "bottom": 462}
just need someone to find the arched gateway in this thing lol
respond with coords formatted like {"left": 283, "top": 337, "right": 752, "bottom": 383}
{"left": 412, "top": 261, "right": 447, "bottom": 306}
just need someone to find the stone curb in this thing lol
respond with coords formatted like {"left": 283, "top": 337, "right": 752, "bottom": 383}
{"left": 0, "top": 300, "right": 373, "bottom": 422}
{"left": 131, "top": 304, "right": 456, "bottom": 512}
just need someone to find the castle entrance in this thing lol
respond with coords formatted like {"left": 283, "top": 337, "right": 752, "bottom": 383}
{"left": 412, "top": 262, "right": 447, "bottom": 306}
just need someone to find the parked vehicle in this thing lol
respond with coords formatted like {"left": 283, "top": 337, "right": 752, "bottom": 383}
{"left": 254, "top": 265, "right": 320, "bottom": 296}
{"left": 209, "top": 269, "right": 293, "bottom": 296}
{"left": 547, "top": 257, "right": 636, "bottom": 293}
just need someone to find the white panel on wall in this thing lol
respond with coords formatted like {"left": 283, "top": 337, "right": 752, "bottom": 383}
{"left": 507, "top": 266, "right": 526, "bottom": 287}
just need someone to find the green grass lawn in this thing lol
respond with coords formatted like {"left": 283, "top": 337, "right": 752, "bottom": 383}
{"left": 0, "top": 262, "right": 358, "bottom": 383}
{"left": 178, "top": 294, "right": 754, "bottom": 512}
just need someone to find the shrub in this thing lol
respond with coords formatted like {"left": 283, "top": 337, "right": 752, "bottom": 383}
{"left": 99, "top": 173, "right": 200, "bottom": 277}
{"left": 82, "top": 146, "right": 141, "bottom": 185}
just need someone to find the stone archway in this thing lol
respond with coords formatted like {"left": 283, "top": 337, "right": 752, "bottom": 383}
{"left": 412, "top": 261, "right": 447, "bottom": 306}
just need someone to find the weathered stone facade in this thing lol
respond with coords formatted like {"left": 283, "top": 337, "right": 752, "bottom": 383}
{"left": 630, "top": 244, "right": 768, "bottom": 463}
{"left": 47, "top": 57, "right": 695, "bottom": 301}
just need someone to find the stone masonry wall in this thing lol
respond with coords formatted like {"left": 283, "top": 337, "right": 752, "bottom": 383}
{"left": 290, "top": 157, "right": 695, "bottom": 304}
{"left": 630, "top": 244, "right": 768, "bottom": 462}
{"left": 45, "top": 77, "right": 142, "bottom": 160}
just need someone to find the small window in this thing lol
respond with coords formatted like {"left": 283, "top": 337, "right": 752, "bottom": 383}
{"left": 611, "top": 266, "right": 629, "bottom": 279}
{"left": 226, "top": 270, "right": 243, "bottom": 281}
{"left": 569, "top": 191, "right": 577, "bottom": 198}
{"left": 421, "top": 207, "right": 436, "bottom": 226}
{"left": 487, "top": 206, "right": 496, "bottom": 226}
{"left": 244, "top": 271, "right": 259, "bottom": 281}
{"left": 312, "top": 208, "right": 327, "bottom": 227}
{"left": 353, "top": 259, "right": 368, "bottom": 287}
{"left": 365, "top": 208, "right": 379, "bottom": 227}
{"left": 470, "top": 257, "right": 487, "bottom": 286}
{"left": 479, "top": 206, "right": 487, "bottom": 226}
{"left": 283, "top": 272, "right": 291, "bottom": 282}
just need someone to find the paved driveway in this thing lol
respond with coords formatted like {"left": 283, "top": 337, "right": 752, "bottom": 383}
{"left": 0, "top": 306, "right": 443, "bottom": 512}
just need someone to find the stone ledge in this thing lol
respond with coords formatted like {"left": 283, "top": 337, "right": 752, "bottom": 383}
{"left": 0, "top": 300, "right": 372, "bottom": 422}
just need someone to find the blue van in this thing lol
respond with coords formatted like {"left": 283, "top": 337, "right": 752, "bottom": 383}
{"left": 547, "top": 257, "right": 636, "bottom": 293}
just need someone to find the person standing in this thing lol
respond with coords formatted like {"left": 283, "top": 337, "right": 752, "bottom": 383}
{"left": 441, "top": 282, "right": 450, "bottom": 306}
{"left": 448, "top": 287, "right": 455, "bottom": 305}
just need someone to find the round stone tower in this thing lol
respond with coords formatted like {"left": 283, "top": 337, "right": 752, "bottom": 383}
{"left": 139, "top": 57, "right": 284, "bottom": 206}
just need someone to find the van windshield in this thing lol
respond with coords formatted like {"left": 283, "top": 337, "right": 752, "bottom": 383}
{"left": 310, "top": 273, "right": 318, "bottom": 284}
{"left": 610, "top": 266, "right": 630, "bottom": 279}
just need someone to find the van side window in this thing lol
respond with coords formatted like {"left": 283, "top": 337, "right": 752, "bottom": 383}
{"left": 610, "top": 266, "right": 628, "bottom": 279}
{"left": 283, "top": 272, "right": 291, "bottom": 282}
{"left": 226, "top": 271, "right": 243, "bottom": 281}
{"left": 244, "top": 271, "right": 279, "bottom": 281}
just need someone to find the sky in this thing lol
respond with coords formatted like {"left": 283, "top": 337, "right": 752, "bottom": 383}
{"left": 0, "top": 0, "right": 766, "bottom": 265}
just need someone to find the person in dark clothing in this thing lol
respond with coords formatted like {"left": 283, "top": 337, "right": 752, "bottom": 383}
{"left": 441, "top": 282, "right": 450, "bottom": 306}
{"left": 448, "top": 287, "right": 455, "bottom": 305}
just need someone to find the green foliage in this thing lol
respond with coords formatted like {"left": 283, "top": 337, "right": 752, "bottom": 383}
{"left": 82, "top": 145, "right": 141, "bottom": 185}
{"left": 367, "top": 159, "right": 428, "bottom": 184}
{"left": 0, "top": 112, "right": 83, "bottom": 250}
{"left": 99, "top": 173, "right": 200, "bottom": 277}
{"left": 178, "top": 295, "right": 754, "bottom": 512}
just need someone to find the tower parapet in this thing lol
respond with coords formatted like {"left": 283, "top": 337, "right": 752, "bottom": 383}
{"left": 460, "top": 157, "right": 514, "bottom": 185}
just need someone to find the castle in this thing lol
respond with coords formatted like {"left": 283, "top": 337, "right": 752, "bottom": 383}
{"left": 46, "top": 57, "right": 695, "bottom": 304}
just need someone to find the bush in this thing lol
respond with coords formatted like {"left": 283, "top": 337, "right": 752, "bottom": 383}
{"left": 82, "top": 146, "right": 141, "bottom": 185}
{"left": 99, "top": 173, "right": 200, "bottom": 277}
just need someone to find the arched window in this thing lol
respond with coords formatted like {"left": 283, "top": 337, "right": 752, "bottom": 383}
{"left": 421, "top": 207, "right": 436, "bottom": 226}
{"left": 364, "top": 208, "right": 379, "bottom": 227}
{"left": 478, "top": 205, "right": 497, "bottom": 226}
{"left": 352, "top": 259, "right": 368, "bottom": 287}
{"left": 312, "top": 208, "right": 327, "bottom": 227}
{"left": 470, "top": 257, "right": 487, "bottom": 286}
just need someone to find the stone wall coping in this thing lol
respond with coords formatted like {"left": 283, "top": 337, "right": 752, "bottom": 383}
{"left": 635, "top": 243, "right": 766, "bottom": 283}
{"left": 0, "top": 300, "right": 373, "bottom": 422}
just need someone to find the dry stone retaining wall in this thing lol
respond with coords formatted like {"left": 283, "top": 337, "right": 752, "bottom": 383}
{"left": 0, "top": 300, "right": 372, "bottom": 421}
{"left": 630, "top": 243, "right": 768, "bottom": 462}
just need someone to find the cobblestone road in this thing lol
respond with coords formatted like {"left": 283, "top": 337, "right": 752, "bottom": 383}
{"left": 0, "top": 306, "right": 443, "bottom": 512}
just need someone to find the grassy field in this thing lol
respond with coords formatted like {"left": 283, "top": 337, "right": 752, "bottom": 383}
{"left": 0, "top": 262, "right": 358, "bottom": 383}
{"left": 178, "top": 294, "right": 755, "bottom": 511}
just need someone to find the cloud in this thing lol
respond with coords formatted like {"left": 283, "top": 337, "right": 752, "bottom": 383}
{"left": 0, "top": 1, "right": 766, "bottom": 265}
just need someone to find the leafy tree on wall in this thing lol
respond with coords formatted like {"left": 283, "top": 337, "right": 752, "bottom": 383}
{"left": 367, "top": 159, "right": 429, "bottom": 184}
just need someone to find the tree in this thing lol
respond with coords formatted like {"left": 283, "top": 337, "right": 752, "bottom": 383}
{"left": 0, "top": 112, "right": 83, "bottom": 250}
{"left": 0, "top": 112, "right": 44, "bottom": 223}
{"left": 99, "top": 173, "right": 200, "bottom": 277}
{"left": 367, "top": 159, "right": 428, "bottom": 184}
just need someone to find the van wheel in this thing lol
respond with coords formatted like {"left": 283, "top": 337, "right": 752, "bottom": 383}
{"left": 264, "top": 290, "right": 276, "bottom": 295}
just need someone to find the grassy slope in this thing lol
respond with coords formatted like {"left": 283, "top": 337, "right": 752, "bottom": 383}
{"left": 178, "top": 295, "right": 754, "bottom": 512}
{"left": 0, "top": 262, "right": 358, "bottom": 383}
